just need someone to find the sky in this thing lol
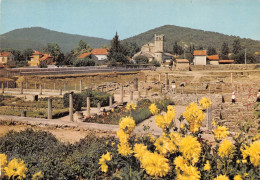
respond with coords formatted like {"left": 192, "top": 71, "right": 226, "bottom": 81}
{"left": 0, "top": 0, "right": 260, "bottom": 40}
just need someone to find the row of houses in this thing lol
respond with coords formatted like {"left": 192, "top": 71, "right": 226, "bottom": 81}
{"left": 193, "top": 50, "right": 234, "bottom": 65}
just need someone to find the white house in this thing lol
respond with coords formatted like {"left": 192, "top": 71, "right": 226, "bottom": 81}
{"left": 193, "top": 50, "right": 207, "bottom": 65}
{"left": 91, "top": 49, "right": 109, "bottom": 61}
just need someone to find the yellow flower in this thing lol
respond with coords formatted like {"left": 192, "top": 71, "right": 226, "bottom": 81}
{"left": 111, "top": 108, "right": 114, "bottom": 112}
{"left": 218, "top": 139, "right": 234, "bottom": 158}
{"left": 213, "top": 175, "right": 229, "bottom": 180}
{"left": 119, "top": 116, "right": 136, "bottom": 133}
{"left": 149, "top": 103, "right": 159, "bottom": 115}
{"left": 154, "top": 136, "right": 177, "bottom": 155}
{"left": 179, "top": 135, "right": 201, "bottom": 164}
{"left": 147, "top": 133, "right": 155, "bottom": 142}
{"left": 183, "top": 102, "right": 205, "bottom": 133}
{"left": 117, "top": 143, "right": 133, "bottom": 156}
{"left": 107, "top": 112, "right": 110, "bottom": 115}
{"left": 155, "top": 115, "right": 166, "bottom": 129}
{"left": 243, "top": 173, "right": 249, "bottom": 177}
{"left": 247, "top": 140, "right": 260, "bottom": 167}
{"left": 212, "top": 119, "right": 217, "bottom": 126}
{"left": 155, "top": 112, "right": 175, "bottom": 130}
{"left": 180, "top": 123, "right": 184, "bottom": 129}
{"left": 167, "top": 105, "right": 175, "bottom": 112}
{"left": 204, "top": 160, "right": 211, "bottom": 171}
{"left": 32, "top": 171, "right": 43, "bottom": 180}
{"left": 174, "top": 156, "right": 187, "bottom": 171}
{"left": 234, "top": 174, "right": 243, "bottom": 180}
{"left": 169, "top": 132, "right": 182, "bottom": 146}
{"left": 111, "top": 142, "right": 115, "bottom": 146}
{"left": 117, "top": 129, "right": 129, "bottom": 144}
{"left": 242, "top": 159, "right": 247, "bottom": 164}
{"left": 199, "top": 97, "right": 212, "bottom": 109}
{"left": 236, "top": 160, "right": 240, "bottom": 164}
{"left": 98, "top": 151, "right": 112, "bottom": 173}
{"left": 4, "top": 158, "right": 28, "bottom": 179}
{"left": 129, "top": 102, "right": 136, "bottom": 110}
{"left": 0, "top": 154, "right": 7, "bottom": 173}
{"left": 141, "top": 152, "right": 170, "bottom": 178}
{"left": 214, "top": 126, "right": 229, "bottom": 141}
{"left": 176, "top": 165, "right": 201, "bottom": 180}
{"left": 125, "top": 104, "right": 131, "bottom": 111}
{"left": 134, "top": 144, "right": 148, "bottom": 162}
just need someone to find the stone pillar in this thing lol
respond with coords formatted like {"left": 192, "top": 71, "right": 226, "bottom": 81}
{"left": 1, "top": 83, "right": 4, "bottom": 94}
{"left": 160, "top": 85, "right": 163, "bottom": 94}
{"left": 79, "top": 80, "right": 82, "bottom": 93}
{"left": 35, "top": 82, "right": 37, "bottom": 90}
{"left": 137, "top": 91, "right": 141, "bottom": 99}
{"left": 165, "top": 73, "right": 169, "bottom": 90}
{"left": 21, "top": 110, "right": 27, "bottom": 117}
{"left": 181, "top": 86, "right": 184, "bottom": 94}
{"left": 20, "top": 82, "right": 23, "bottom": 94}
{"left": 109, "top": 96, "right": 113, "bottom": 107}
{"left": 86, "top": 97, "right": 90, "bottom": 117}
{"left": 231, "top": 73, "right": 233, "bottom": 84}
{"left": 69, "top": 93, "right": 73, "bottom": 121}
{"left": 120, "top": 86, "right": 124, "bottom": 103}
{"left": 130, "top": 91, "right": 133, "bottom": 101}
{"left": 48, "top": 98, "right": 52, "bottom": 119}
{"left": 196, "top": 85, "right": 198, "bottom": 95}
{"left": 97, "top": 103, "right": 101, "bottom": 113}
{"left": 59, "top": 88, "right": 62, "bottom": 95}
{"left": 133, "top": 78, "right": 138, "bottom": 91}
{"left": 145, "top": 88, "right": 148, "bottom": 96}
{"left": 159, "top": 73, "right": 161, "bottom": 82}
{"left": 39, "top": 84, "right": 42, "bottom": 95}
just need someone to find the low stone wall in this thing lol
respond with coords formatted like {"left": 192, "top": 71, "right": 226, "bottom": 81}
{"left": 190, "top": 64, "right": 259, "bottom": 71}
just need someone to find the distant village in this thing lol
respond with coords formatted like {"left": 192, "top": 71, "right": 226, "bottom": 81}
{"left": 0, "top": 34, "right": 258, "bottom": 70}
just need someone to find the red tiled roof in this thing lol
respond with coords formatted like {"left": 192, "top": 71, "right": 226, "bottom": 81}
{"left": 78, "top": 52, "right": 91, "bottom": 58}
{"left": 0, "top": 63, "right": 4, "bottom": 68}
{"left": 91, "top": 49, "right": 109, "bottom": 55}
{"left": 219, "top": 60, "right": 234, "bottom": 63}
{"left": 207, "top": 55, "right": 219, "bottom": 60}
{"left": 0, "top": 52, "right": 11, "bottom": 57}
{"left": 176, "top": 59, "right": 189, "bottom": 63}
{"left": 39, "top": 54, "right": 53, "bottom": 61}
{"left": 193, "top": 50, "right": 206, "bottom": 56}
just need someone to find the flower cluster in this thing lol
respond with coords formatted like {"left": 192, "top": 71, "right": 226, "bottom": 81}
{"left": 183, "top": 102, "right": 205, "bottom": 133}
{"left": 117, "top": 116, "right": 136, "bottom": 156}
{"left": 199, "top": 97, "right": 212, "bottom": 109}
{"left": 214, "top": 126, "right": 229, "bottom": 141}
{"left": 240, "top": 140, "right": 260, "bottom": 167}
{"left": 125, "top": 102, "right": 136, "bottom": 111}
{"left": 149, "top": 103, "right": 159, "bottom": 115}
{"left": 98, "top": 151, "right": 112, "bottom": 173}
{"left": 154, "top": 105, "right": 176, "bottom": 131}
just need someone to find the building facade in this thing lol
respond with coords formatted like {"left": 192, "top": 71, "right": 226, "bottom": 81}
{"left": 0, "top": 52, "right": 15, "bottom": 66}
{"left": 28, "top": 51, "right": 54, "bottom": 67}
{"left": 193, "top": 50, "right": 207, "bottom": 65}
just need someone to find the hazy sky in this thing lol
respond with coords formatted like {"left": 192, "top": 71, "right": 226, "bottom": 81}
{"left": 1, "top": 0, "right": 260, "bottom": 40}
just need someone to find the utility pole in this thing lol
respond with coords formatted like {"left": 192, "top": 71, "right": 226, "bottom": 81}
{"left": 245, "top": 48, "right": 247, "bottom": 65}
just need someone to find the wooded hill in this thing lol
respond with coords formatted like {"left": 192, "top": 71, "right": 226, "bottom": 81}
{"left": 0, "top": 27, "right": 110, "bottom": 52}
{"left": 123, "top": 25, "right": 260, "bottom": 53}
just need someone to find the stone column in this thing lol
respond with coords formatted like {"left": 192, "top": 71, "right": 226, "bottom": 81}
{"left": 1, "top": 82, "right": 4, "bottom": 94}
{"left": 59, "top": 88, "right": 62, "bottom": 95}
{"left": 48, "top": 98, "right": 52, "bottom": 119}
{"left": 20, "top": 82, "right": 23, "bottom": 94}
{"left": 165, "top": 73, "right": 169, "bottom": 90}
{"left": 35, "top": 82, "right": 37, "bottom": 90}
{"left": 39, "top": 84, "right": 42, "bottom": 95}
{"left": 86, "top": 97, "right": 90, "bottom": 117}
{"left": 80, "top": 80, "right": 82, "bottom": 93}
{"left": 97, "top": 103, "right": 101, "bottom": 113}
{"left": 21, "top": 110, "right": 26, "bottom": 117}
{"left": 133, "top": 78, "right": 138, "bottom": 91}
{"left": 120, "top": 86, "right": 124, "bottom": 103}
{"left": 137, "top": 91, "right": 141, "bottom": 99}
{"left": 159, "top": 73, "right": 161, "bottom": 82}
{"left": 109, "top": 96, "right": 113, "bottom": 107}
{"left": 130, "top": 91, "right": 133, "bottom": 101}
{"left": 181, "top": 86, "right": 184, "bottom": 94}
{"left": 69, "top": 93, "right": 73, "bottom": 121}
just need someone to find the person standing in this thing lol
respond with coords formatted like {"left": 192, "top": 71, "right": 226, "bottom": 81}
{"left": 257, "top": 89, "right": 260, "bottom": 102}
{"left": 171, "top": 81, "right": 176, "bottom": 94}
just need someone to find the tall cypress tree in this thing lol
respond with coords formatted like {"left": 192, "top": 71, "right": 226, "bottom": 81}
{"left": 108, "top": 32, "right": 127, "bottom": 64}
{"left": 221, "top": 42, "right": 229, "bottom": 59}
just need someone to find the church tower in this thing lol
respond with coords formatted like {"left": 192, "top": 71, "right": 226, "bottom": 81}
{"left": 154, "top": 34, "right": 164, "bottom": 63}
{"left": 154, "top": 34, "right": 164, "bottom": 53}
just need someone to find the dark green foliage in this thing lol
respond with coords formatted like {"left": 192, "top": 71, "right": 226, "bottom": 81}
{"left": 232, "top": 39, "right": 242, "bottom": 55}
{"left": 0, "top": 27, "right": 109, "bottom": 52}
{"left": 43, "top": 43, "right": 63, "bottom": 63}
{"left": 221, "top": 42, "right": 230, "bottom": 59}
{"left": 0, "top": 129, "right": 113, "bottom": 179}
{"left": 123, "top": 25, "right": 260, "bottom": 54}
{"left": 231, "top": 51, "right": 257, "bottom": 64}
{"left": 72, "top": 40, "right": 92, "bottom": 57}
{"left": 207, "top": 46, "right": 217, "bottom": 55}
{"left": 63, "top": 51, "right": 75, "bottom": 65}
{"left": 122, "top": 42, "right": 140, "bottom": 58}
{"left": 173, "top": 41, "right": 184, "bottom": 55}
{"left": 134, "top": 55, "right": 149, "bottom": 64}
{"left": 63, "top": 90, "right": 112, "bottom": 110}
{"left": 73, "top": 58, "right": 95, "bottom": 67}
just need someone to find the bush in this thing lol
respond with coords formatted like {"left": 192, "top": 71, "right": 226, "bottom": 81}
{"left": 134, "top": 55, "right": 149, "bottom": 64}
{"left": 74, "top": 58, "right": 96, "bottom": 67}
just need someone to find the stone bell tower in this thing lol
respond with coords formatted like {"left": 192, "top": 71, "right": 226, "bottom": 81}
{"left": 154, "top": 34, "right": 164, "bottom": 63}
{"left": 154, "top": 34, "right": 164, "bottom": 53}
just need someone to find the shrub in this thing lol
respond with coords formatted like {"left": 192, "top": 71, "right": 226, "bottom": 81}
{"left": 73, "top": 58, "right": 96, "bottom": 67}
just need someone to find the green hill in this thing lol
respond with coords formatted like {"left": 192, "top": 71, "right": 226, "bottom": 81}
{"left": 123, "top": 25, "right": 260, "bottom": 53}
{"left": 0, "top": 27, "right": 110, "bottom": 52}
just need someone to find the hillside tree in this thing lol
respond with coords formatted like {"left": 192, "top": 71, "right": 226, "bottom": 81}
{"left": 43, "top": 43, "right": 64, "bottom": 63}
{"left": 173, "top": 41, "right": 184, "bottom": 55}
{"left": 207, "top": 46, "right": 217, "bottom": 55}
{"left": 122, "top": 42, "right": 140, "bottom": 58}
{"left": 232, "top": 39, "right": 242, "bottom": 55}
{"left": 221, "top": 42, "right": 229, "bottom": 59}
{"left": 108, "top": 32, "right": 128, "bottom": 65}
{"left": 73, "top": 40, "right": 92, "bottom": 57}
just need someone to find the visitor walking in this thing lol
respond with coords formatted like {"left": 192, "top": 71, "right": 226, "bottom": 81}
{"left": 256, "top": 89, "right": 260, "bottom": 102}
{"left": 232, "top": 92, "right": 236, "bottom": 104}
{"left": 171, "top": 81, "right": 176, "bottom": 94}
